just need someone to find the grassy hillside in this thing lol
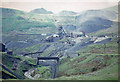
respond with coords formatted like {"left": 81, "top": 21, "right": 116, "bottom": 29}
{"left": 77, "top": 37, "right": 118, "bottom": 54}
{"left": 2, "top": 53, "right": 52, "bottom": 79}
{"left": 56, "top": 56, "right": 118, "bottom": 80}
{"left": 30, "top": 8, "right": 53, "bottom": 14}
{"left": 2, "top": 6, "right": 118, "bottom": 34}
{"left": 1, "top": 8, "right": 56, "bottom": 33}
{"left": 56, "top": 37, "right": 118, "bottom": 79}
{"left": 55, "top": 35, "right": 118, "bottom": 80}
{"left": 1, "top": 8, "right": 78, "bottom": 34}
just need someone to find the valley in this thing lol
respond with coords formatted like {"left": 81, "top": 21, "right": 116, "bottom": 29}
{"left": 0, "top": 5, "right": 119, "bottom": 80}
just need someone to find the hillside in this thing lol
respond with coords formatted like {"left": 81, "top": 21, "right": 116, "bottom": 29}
{"left": 1, "top": 52, "right": 52, "bottom": 79}
{"left": 30, "top": 8, "right": 53, "bottom": 14}
{"left": 57, "top": 10, "right": 77, "bottom": 16}
{"left": 1, "top": 4, "right": 119, "bottom": 34}
{"left": 0, "top": 8, "right": 25, "bottom": 17}
{"left": 89, "top": 22, "right": 118, "bottom": 36}
{"left": 104, "top": 5, "right": 118, "bottom": 13}
{"left": 1, "top": 5, "right": 119, "bottom": 80}
{"left": 75, "top": 9, "right": 118, "bottom": 33}
{"left": 1, "top": 8, "right": 56, "bottom": 33}
{"left": 56, "top": 54, "right": 118, "bottom": 80}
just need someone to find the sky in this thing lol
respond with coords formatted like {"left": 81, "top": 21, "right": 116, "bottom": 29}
{"left": 1, "top": 0, "right": 119, "bottom": 13}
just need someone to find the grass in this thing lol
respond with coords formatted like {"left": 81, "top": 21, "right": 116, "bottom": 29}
{"left": 56, "top": 64, "right": 118, "bottom": 80}
{"left": 1, "top": 66, "right": 17, "bottom": 79}
{"left": 2, "top": 53, "right": 37, "bottom": 79}
{"left": 36, "top": 66, "right": 51, "bottom": 79}
{"left": 2, "top": 15, "right": 55, "bottom": 33}
{"left": 2, "top": 53, "right": 16, "bottom": 68}
{"left": 19, "top": 57, "right": 37, "bottom": 65}
{"left": 77, "top": 40, "right": 118, "bottom": 54}
{"left": 2, "top": 8, "right": 77, "bottom": 34}
{"left": 2, "top": 8, "right": 56, "bottom": 33}
{"left": 24, "top": 44, "right": 42, "bottom": 53}
{"left": 56, "top": 53, "right": 118, "bottom": 80}
{"left": 2, "top": 53, "right": 53, "bottom": 79}
{"left": 88, "top": 22, "right": 118, "bottom": 36}
{"left": 25, "top": 27, "right": 57, "bottom": 34}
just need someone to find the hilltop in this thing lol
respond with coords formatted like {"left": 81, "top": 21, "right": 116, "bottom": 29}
{"left": 30, "top": 8, "right": 53, "bottom": 14}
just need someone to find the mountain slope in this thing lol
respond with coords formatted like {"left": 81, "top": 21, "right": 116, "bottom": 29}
{"left": 57, "top": 10, "right": 77, "bottom": 16}
{"left": 30, "top": 8, "right": 53, "bottom": 14}
{"left": 76, "top": 17, "right": 113, "bottom": 33}
{"left": 104, "top": 5, "right": 118, "bottom": 13}
{"left": 75, "top": 7, "right": 118, "bottom": 33}
{"left": 0, "top": 8, "right": 25, "bottom": 17}
{"left": 1, "top": 8, "right": 56, "bottom": 33}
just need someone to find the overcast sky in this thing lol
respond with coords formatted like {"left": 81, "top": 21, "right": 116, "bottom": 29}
{"left": 1, "top": 0, "right": 119, "bottom": 13}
